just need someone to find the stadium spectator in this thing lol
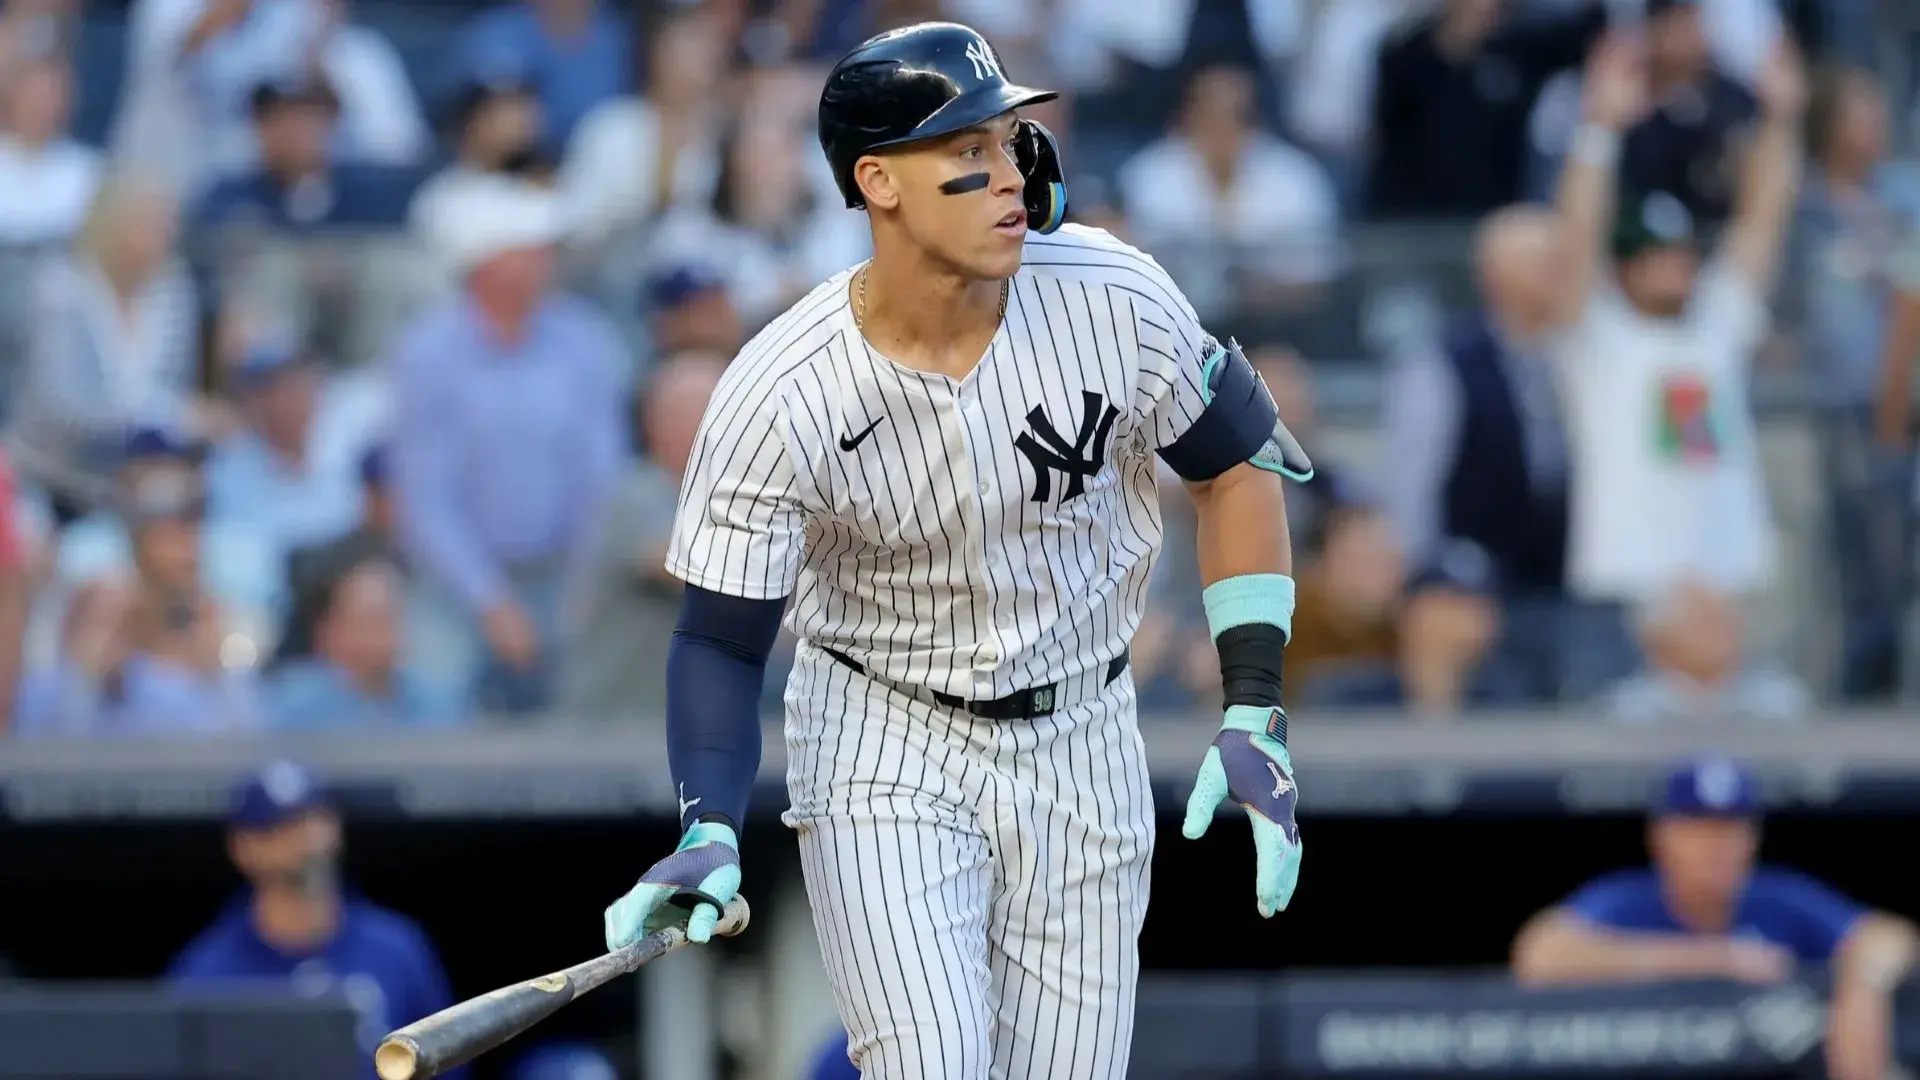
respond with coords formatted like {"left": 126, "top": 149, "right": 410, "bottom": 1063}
{"left": 1367, "top": 0, "right": 1603, "bottom": 219}
{"left": 1513, "top": 755, "right": 1919, "bottom": 1080}
{"left": 1550, "top": 40, "right": 1802, "bottom": 688}
{"left": 1529, "top": 0, "right": 1757, "bottom": 224}
{"left": 561, "top": 1, "right": 726, "bottom": 247}
{"left": 448, "top": 0, "right": 629, "bottom": 155}
{"left": 1051, "top": 0, "right": 1296, "bottom": 140}
{"left": 1793, "top": 63, "right": 1917, "bottom": 701}
{"left": 282, "top": 442, "right": 399, "bottom": 645}
{"left": 203, "top": 339, "right": 386, "bottom": 574}
{"left": 1380, "top": 206, "right": 1633, "bottom": 712}
{"left": 391, "top": 179, "right": 627, "bottom": 714}
{"left": 1286, "top": 0, "right": 1411, "bottom": 211}
{"left": 411, "top": 74, "right": 548, "bottom": 267}
{"left": 16, "top": 450, "right": 262, "bottom": 736}
{"left": 562, "top": 350, "right": 723, "bottom": 721}
{"left": 1117, "top": 64, "right": 1343, "bottom": 323}
{"left": 195, "top": 78, "right": 420, "bottom": 233}
{"left": 55, "top": 428, "right": 281, "bottom": 646}
{"left": 266, "top": 557, "right": 456, "bottom": 729}
{"left": 645, "top": 116, "right": 871, "bottom": 330}
{"left": 5, "top": 176, "right": 203, "bottom": 523}
{"left": 0, "top": 0, "right": 76, "bottom": 87}
{"left": 0, "top": 46, "right": 98, "bottom": 246}
{"left": 0, "top": 449, "right": 26, "bottom": 733}
{"left": 169, "top": 760, "right": 465, "bottom": 1079}
{"left": 112, "top": 0, "right": 427, "bottom": 198}
{"left": 1602, "top": 580, "right": 1809, "bottom": 722}
{"left": 1287, "top": 504, "right": 1408, "bottom": 708}
{"left": 643, "top": 261, "right": 746, "bottom": 363}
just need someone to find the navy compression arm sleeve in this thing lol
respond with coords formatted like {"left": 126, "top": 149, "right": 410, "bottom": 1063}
{"left": 666, "top": 585, "right": 787, "bottom": 831}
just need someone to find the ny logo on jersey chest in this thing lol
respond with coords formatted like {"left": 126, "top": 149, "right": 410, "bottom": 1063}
{"left": 1013, "top": 391, "right": 1120, "bottom": 504}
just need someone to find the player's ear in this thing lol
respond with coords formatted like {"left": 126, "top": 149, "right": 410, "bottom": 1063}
{"left": 854, "top": 155, "right": 901, "bottom": 212}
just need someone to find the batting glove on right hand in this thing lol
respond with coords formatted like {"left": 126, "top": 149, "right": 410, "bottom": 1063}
{"left": 604, "top": 820, "right": 740, "bottom": 948}
{"left": 1182, "top": 705, "right": 1303, "bottom": 918}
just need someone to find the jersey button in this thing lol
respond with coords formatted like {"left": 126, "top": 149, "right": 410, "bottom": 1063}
{"left": 998, "top": 613, "right": 1015, "bottom": 630}
{"left": 980, "top": 478, "right": 994, "bottom": 496}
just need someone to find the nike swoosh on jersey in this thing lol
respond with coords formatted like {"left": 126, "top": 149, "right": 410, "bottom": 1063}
{"left": 839, "top": 417, "right": 886, "bottom": 451}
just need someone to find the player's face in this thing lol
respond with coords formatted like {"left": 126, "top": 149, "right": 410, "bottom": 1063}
{"left": 878, "top": 113, "right": 1029, "bottom": 280}
{"left": 1651, "top": 816, "right": 1758, "bottom": 903}
{"left": 229, "top": 809, "right": 343, "bottom": 897}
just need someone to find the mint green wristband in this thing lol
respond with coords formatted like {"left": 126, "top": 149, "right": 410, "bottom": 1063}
{"left": 1201, "top": 573, "right": 1296, "bottom": 642}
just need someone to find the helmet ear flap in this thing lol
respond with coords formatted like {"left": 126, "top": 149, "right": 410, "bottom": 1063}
{"left": 1015, "top": 119, "right": 1068, "bottom": 234}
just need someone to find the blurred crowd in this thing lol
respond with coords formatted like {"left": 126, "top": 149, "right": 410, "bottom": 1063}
{"left": 0, "top": 0, "right": 1916, "bottom": 736}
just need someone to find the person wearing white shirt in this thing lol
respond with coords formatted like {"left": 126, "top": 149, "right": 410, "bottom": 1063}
{"left": 202, "top": 340, "right": 387, "bottom": 579}
{"left": 5, "top": 175, "right": 203, "bottom": 521}
{"left": 410, "top": 75, "right": 547, "bottom": 281}
{"left": 111, "top": 0, "right": 427, "bottom": 199}
{"left": 642, "top": 118, "right": 869, "bottom": 330}
{"left": 0, "top": 49, "right": 98, "bottom": 246}
{"left": 1604, "top": 582, "right": 1809, "bottom": 724}
{"left": 1286, "top": 0, "right": 1419, "bottom": 207}
{"left": 1117, "top": 64, "right": 1343, "bottom": 322}
{"left": 559, "top": 2, "right": 726, "bottom": 247}
{"left": 1548, "top": 35, "right": 1805, "bottom": 700}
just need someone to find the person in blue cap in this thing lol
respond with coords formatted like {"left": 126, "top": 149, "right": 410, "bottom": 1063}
{"left": 203, "top": 338, "right": 383, "bottom": 573}
{"left": 168, "top": 760, "right": 464, "bottom": 1080}
{"left": 1512, "top": 755, "right": 1917, "bottom": 1080}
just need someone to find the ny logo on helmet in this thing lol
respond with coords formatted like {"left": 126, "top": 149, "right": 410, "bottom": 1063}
{"left": 964, "top": 41, "right": 1001, "bottom": 82}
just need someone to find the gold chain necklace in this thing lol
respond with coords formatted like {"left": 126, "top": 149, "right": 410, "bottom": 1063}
{"left": 854, "top": 265, "right": 1008, "bottom": 333}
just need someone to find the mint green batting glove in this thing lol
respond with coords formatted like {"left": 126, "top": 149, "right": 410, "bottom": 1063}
{"left": 604, "top": 820, "right": 740, "bottom": 948}
{"left": 1182, "top": 704, "right": 1303, "bottom": 917}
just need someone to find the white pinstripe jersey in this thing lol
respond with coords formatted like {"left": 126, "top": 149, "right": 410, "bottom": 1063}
{"left": 665, "top": 224, "right": 1215, "bottom": 701}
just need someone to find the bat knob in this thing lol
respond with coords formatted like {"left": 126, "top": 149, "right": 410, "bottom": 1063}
{"left": 375, "top": 1036, "right": 422, "bottom": 1080}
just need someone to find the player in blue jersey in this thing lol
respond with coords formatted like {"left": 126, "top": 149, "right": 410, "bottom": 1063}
{"left": 1513, "top": 755, "right": 1917, "bottom": 1080}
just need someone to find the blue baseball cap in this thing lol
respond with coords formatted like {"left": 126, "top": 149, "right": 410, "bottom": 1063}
{"left": 647, "top": 263, "right": 727, "bottom": 309}
{"left": 229, "top": 760, "right": 331, "bottom": 831}
{"left": 124, "top": 425, "right": 205, "bottom": 464}
{"left": 1653, "top": 755, "right": 1762, "bottom": 818}
{"left": 234, "top": 340, "right": 313, "bottom": 392}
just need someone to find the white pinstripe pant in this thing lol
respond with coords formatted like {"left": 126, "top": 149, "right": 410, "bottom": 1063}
{"left": 781, "top": 642, "right": 1156, "bottom": 1080}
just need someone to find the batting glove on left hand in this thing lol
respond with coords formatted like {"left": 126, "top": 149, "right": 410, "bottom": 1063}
{"left": 604, "top": 820, "right": 740, "bottom": 949}
{"left": 1182, "top": 705, "right": 1303, "bottom": 917}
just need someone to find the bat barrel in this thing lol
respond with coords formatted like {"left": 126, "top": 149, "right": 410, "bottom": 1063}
{"left": 372, "top": 896, "right": 752, "bottom": 1080}
{"left": 374, "top": 974, "right": 579, "bottom": 1080}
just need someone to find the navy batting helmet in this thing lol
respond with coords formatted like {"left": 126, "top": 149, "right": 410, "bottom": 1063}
{"left": 818, "top": 22, "right": 1069, "bottom": 233}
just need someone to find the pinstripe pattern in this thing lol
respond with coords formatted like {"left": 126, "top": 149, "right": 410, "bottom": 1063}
{"left": 667, "top": 224, "right": 1218, "bottom": 1079}
{"left": 666, "top": 225, "right": 1214, "bottom": 698}
{"left": 781, "top": 642, "right": 1155, "bottom": 1080}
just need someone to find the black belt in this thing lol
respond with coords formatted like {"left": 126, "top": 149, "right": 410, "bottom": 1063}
{"left": 819, "top": 647, "right": 1130, "bottom": 721}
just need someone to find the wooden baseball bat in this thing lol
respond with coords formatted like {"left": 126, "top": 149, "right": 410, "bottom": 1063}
{"left": 373, "top": 896, "right": 751, "bottom": 1080}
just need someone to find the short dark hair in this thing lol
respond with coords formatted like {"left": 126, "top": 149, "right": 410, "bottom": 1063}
{"left": 249, "top": 77, "right": 341, "bottom": 120}
{"left": 1805, "top": 62, "right": 1880, "bottom": 165}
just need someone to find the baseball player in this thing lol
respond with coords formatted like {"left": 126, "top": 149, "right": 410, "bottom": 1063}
{"left": 603, "top": 22, "right": 1314, "bottom": 1079}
